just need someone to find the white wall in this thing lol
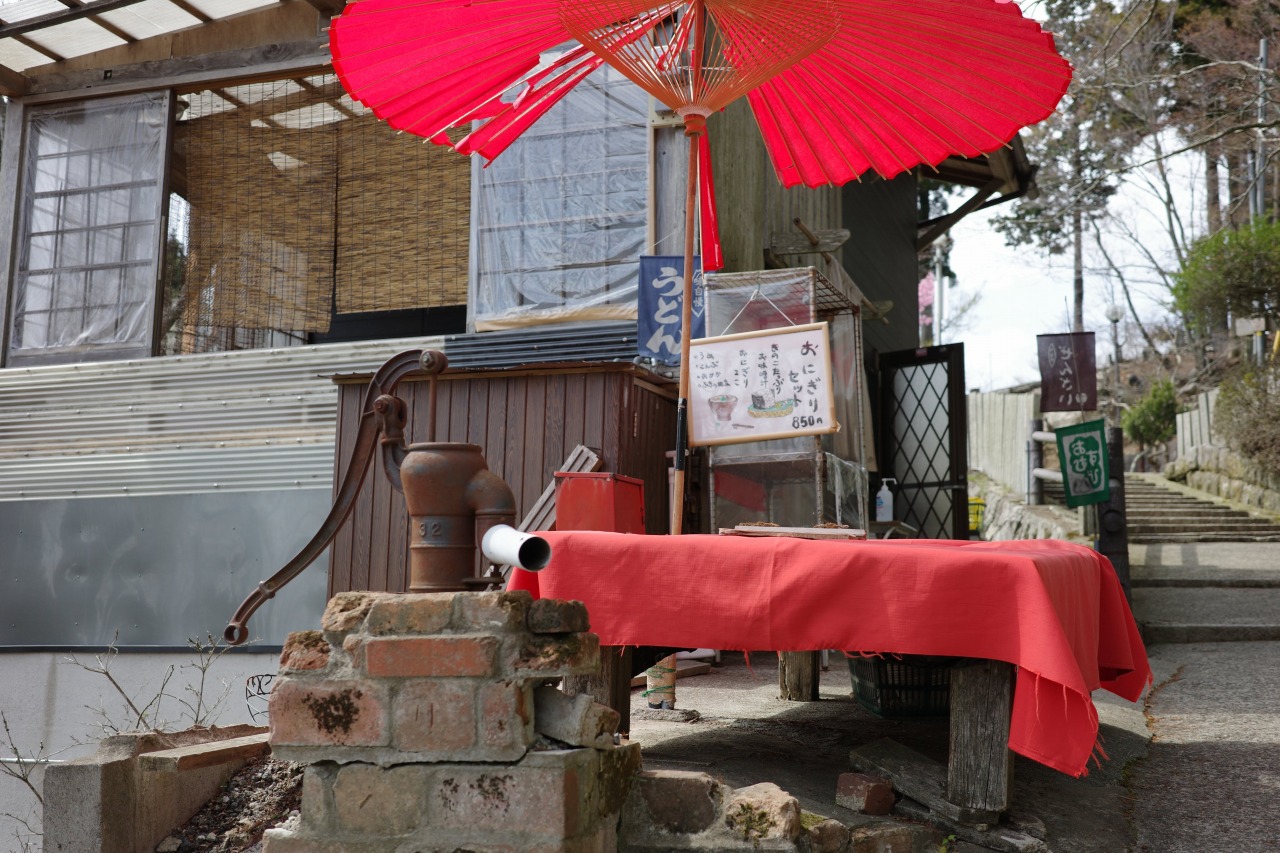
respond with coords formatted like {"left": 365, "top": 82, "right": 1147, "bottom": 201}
{"left": 0, "top": 649, "right": 281, "bottom": 849}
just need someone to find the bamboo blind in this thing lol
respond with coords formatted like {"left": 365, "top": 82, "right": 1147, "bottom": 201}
{"left": 171, "top": 75, "right": 470, "bottom": 350}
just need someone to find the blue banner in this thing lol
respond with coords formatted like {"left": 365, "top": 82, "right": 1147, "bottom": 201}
{"left": 637, "top": 255, "right": 705, "bottom": 364}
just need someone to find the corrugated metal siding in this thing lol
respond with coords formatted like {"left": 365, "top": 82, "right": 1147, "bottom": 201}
{"left": 0, "top": 323, "right": 641, "bottom": 501}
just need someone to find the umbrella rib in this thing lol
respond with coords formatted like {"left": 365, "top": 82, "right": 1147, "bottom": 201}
{"left": 332, "top": 0, "right": 1071, "bottom": 189}
{"left": 805, "top": 42, "right": 1065, "bottom": 147}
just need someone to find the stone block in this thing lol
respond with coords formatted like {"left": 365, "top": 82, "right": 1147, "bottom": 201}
{"left": 393, "top": 679, "right": 478, "bottom": 755}
{"left": 364, "top": 594, "right": 455, "bottom": 636}
{"left": 507, "top": 631, "right": 600, "bottom": 678}
{"left": 807, "top": 818, "right": 852, "bottom": 853}
{"left": 363, "top": 635, "right": 498, "bottom": 678}
{"left": 835, "top": 772, "right": 895, "bottom": 815}
{"left": 595, "top": 743, "right": 643, "bottom": 818}
{"left": 723, "top": 783, "right": 803, "bottom": 845}
{"left": 270, "top": 679, "right": 389, "bottom": 749}
{"left": 331, "top": 764, "right": 427, "bottom": 836}
{"left": 848, "top": 824, "right": 919, "bottom": 852}
{"left": 321, "top": 592, "right": 391, "bottom": 635}
{"left": 527, "top": 598, "right": 590, "bottom": 634}
{"left": 262, "top": 831, "right": 394, "bottom": 853}
{"left": 427, "top": 749, "right": 598, "bottom": 839}
{"left": 280, "top": 631, "right": 330, "bottom": 673}
{"left": 626, "top": 769, "right": 725, "bottom": 835}
{"left": 456, "top": 590, "right": 532, "bottom": 632}
{"left": 478, "top": 680, "right": 535, "bottom": 758}
{"left": 298, "top": 764, "right": 337, "bottom": 832}
{"left": 533, "top": 685, "right": 619, "bottom": 749}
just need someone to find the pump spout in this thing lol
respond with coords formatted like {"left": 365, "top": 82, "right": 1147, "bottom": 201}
{"left": 481, "top": 525, "right": 552, "bottom": 572}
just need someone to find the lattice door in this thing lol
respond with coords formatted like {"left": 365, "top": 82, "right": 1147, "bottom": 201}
{"left": 879, "top": 344, "right": 968, "bottom": 540}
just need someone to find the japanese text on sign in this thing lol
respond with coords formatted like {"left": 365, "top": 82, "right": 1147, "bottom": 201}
{"left": 1037, "top": 332, "right": 1098, "bottom": 412}
{"left": 637, "top": 255, "right": 705, "bottom": 364}
{"left": 1055, "top": 419, "right": 1111, "bottom": 508}
{"left": 687, "top": 322, "right": 838, "bottom": 447}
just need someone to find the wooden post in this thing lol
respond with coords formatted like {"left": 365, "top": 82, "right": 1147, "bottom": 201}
{"left": 564, "top": 645, "right": 633, "bottom": 736}
{"left": 777, "top": 651, "right": 820, "bottom": 701}
{"left": 671, "top": 120, "right": 701, "bottom": 536}
{"left": 946, "top": 659, "right": 1014, "bottom": 826}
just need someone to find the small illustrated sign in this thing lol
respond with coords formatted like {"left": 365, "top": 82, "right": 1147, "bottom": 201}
{"left": 1037, "top": 332, "right": 1097, "bottom": 412}
{"left": 637, "top": 255, "right": 704, "bottom": 364}
{"left": 687, "top": 322, "right": 838, "bottom": 447}
{"left": 1055, "top": 419, "right": 1111, "bottom": 508}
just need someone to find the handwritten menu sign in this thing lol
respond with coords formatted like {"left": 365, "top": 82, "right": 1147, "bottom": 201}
{"left": 688, "top": 322, "right": 838, "bottom": 447}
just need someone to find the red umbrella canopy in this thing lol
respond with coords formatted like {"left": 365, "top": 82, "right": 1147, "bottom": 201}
{"left": 329, "top": 0, "right": 1072, "bottom": 187}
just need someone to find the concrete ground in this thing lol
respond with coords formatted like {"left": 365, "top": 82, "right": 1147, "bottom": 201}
{"left": 625, "top": 542, "right": 1280, "bottom": 852}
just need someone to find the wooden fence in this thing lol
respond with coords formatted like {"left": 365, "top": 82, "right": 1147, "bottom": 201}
{"left": 1175, "top": 388, "right": 1219, "bottom": 458}
{"left": 966, "top": 390, "right": 1041, "bottom": 496}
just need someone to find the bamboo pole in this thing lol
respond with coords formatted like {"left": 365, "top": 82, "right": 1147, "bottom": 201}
{"left": 671, "top": 124, "right": 699, "bottom": 536}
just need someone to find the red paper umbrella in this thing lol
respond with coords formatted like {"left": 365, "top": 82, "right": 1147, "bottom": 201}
{"left": 330, "top": 0, "right": 1070, "bottom": 528}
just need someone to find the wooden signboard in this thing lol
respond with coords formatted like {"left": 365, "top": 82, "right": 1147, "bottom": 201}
{"left": 1037, "top": 332, "right": 1097, "bottom": 412}
{"left": 687, "top": 322, "right": 838, "bottom": 447}
{"left": 1055, "top": 419, "right": 1111, "bottom": 508}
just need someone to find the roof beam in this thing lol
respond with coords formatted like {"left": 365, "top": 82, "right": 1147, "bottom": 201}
{"left": 164, "top": 0, "right": 213, "bottom": 24}
{"left": 25, "top": 35, "right": 330, "bottom": 100}
{"left": 58, "top": 0, "right": 139, "bottom": 45}
{"left": 12, "top": 32, "right": 64, "bottom": 61}
{"left": 300, "top": 0, "right": 346, "bottom": 16}
{"left": 0, "top": 62, "right": 29, "bottom": 97}
{"left": 916, "top": 178, "right": 1003, "bottom": 252}
{"left": 0, "top": 0, "right": 150, "bottom": 39}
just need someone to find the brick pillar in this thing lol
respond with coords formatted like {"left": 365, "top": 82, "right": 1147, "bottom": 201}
{"left": 264, "top": 590, "right": 640, "bottom": 853}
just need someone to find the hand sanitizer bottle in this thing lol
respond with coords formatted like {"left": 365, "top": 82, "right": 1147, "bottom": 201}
{"left": 875, "top": 478, "right": 896, "bottom": 523}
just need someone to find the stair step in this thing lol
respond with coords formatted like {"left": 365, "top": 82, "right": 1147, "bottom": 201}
{"left": 1131, "top": 517, "right": 1280, "bottom": 525}
{"left": 1135, "top": 587, "right": 1280, "bottom": 642}
{"left": 1130, "top": 532, "right": 1280, "bottom": 543}
{"left": 1131, "top": 504, "right": 1249, "bottom": 512}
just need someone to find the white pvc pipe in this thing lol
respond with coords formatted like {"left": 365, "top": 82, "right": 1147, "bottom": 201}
{"left": 481, "top": 525, "right": 552, "bottom": 571}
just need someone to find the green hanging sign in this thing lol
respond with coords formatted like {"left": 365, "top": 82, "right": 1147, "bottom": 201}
{"left": 1055, "top": 420, "right": 1111, "bottom": 508}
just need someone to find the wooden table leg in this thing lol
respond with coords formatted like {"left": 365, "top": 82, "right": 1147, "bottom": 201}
{"left": 778, "top": 651, "right": 820, "bottom": 700}
{"left": 947, "top": 659, "right": 1015, "bottom": 826}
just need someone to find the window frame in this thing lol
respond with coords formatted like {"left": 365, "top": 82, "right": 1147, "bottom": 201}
{"left": 3, "top": 91, "right": 174, "bottom": 367}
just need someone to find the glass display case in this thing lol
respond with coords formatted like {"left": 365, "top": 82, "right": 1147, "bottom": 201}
{"left": 700, "top": 268, "right": 870, "bottom": 531}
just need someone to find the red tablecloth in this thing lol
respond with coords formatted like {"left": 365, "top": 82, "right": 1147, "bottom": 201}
{"left": 509, "top": 533, "right": 1150, "bottom": 778}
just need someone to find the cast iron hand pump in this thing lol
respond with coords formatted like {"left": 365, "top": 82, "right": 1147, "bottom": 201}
{"left": 224, "top": 350, "right": 516, "bottom": 645}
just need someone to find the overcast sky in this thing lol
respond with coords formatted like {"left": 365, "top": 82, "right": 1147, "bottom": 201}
{"left": 942, "top": 144, "right": 1199, "bottom": 392}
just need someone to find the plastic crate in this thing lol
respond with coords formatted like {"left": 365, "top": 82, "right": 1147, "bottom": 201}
{"left": 968, "top": 497, "right": 986, "bottom": 533}
{"left": 847, "top": 655, "right": 952, "bottom": 717}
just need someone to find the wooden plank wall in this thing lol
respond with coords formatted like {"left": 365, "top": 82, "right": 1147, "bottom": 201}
{"left": 707, "top": 100, "right": 844, "bottom": 273}
{"left": 966, "top": 390, "right": 1041, "bottom": 496}
{"left": 329, "top": 363, "right": 678, "bottom": 595}
{"left": 842, "top": 173, "right": 920, "bottom": 358}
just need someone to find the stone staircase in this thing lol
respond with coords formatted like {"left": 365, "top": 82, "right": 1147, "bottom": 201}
{"left": 1124, "top": 474, "right": 1280, "bottom": 543}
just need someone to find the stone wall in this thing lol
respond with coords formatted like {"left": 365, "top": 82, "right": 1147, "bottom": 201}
{"left": 970, "top": 473, "right": 1082, "bottom": 542}
{"left": 265, "top": 589, "right": 638, "bottom": 852}
{"left": 262, "top": 589, "right": 945, "bottom": 853}
{"left": 1166, "top": 445, "right": 1280, "bottom": 514}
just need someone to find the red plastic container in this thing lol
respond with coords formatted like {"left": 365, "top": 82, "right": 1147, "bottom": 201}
{"left": 554, "top": 472, "right": 645, "bottom": 534}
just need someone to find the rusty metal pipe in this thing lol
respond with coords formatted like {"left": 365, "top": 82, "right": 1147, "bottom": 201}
{"left": 224, "top": 350, "right": 426, "bottom": 645}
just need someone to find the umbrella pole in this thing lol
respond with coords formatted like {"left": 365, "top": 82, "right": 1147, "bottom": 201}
{"left": 672, "top": 120, "right": 702, "bottom": 536}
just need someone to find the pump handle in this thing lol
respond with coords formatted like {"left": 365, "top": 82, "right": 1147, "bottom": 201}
{"left": 224, "top": 350, "right": 436, "bottom": 645}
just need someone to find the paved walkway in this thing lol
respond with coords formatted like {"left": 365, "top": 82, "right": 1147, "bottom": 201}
{"left": 1127, "top": 542, "right": 1280, "bottom": 852}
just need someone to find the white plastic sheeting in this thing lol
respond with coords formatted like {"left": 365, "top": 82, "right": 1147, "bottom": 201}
{"left": 470, "top": 60, "right": 648, "bottom": 331}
